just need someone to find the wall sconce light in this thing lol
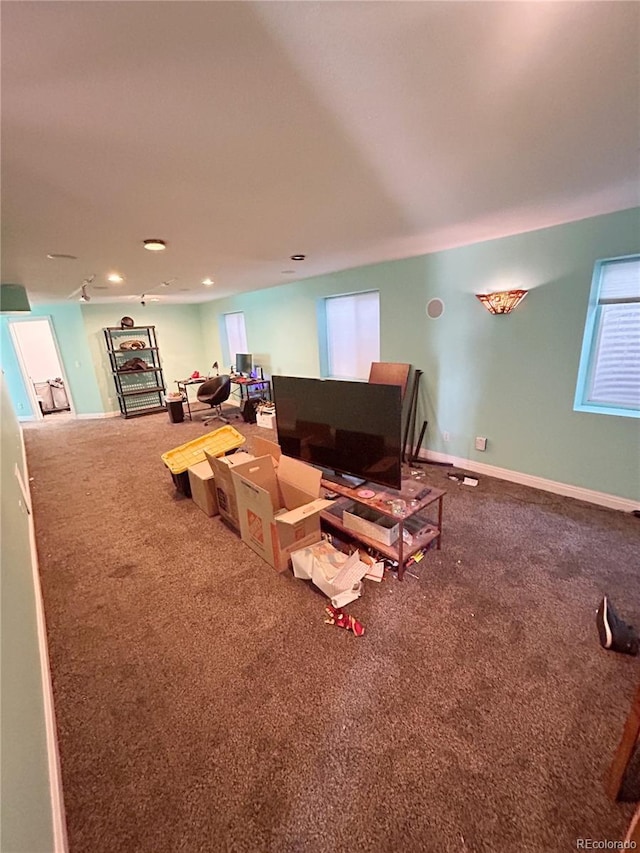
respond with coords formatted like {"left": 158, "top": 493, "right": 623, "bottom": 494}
{"left": 476, "top": 289, "right": 528, "bottom": 315}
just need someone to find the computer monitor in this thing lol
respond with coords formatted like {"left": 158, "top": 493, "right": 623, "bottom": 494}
{"left": 235, "top": 353, "right": 252, "bottom": 376}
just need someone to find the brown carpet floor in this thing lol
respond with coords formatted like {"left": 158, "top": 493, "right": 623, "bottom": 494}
{"left": 24, "top": 408, "right": 640, "bottom": 853}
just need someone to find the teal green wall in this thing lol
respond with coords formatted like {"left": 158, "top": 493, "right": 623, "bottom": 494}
{"left": 0, "top": 319, "right": 32, "bottom": 416}
{"left": 199, "top": 208, "right": 640, "bottom": 501}
{"left": 80, "top": 304, "right": 206, "bottom": 412}
{"left": 0, "top": 374, "right": 55, "bottom": 852}
{"left": 1, "top": 304, "right": 103, "bottom": 417}
{"left": 2, "top": 210, "right": 637, "bottom": 498}
{"left": 1, "top": 304, "right": 207, "bottom": 417}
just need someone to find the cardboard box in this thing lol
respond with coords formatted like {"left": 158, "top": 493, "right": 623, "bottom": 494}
{"left": 231, "top": 453, "right": 332, "bottom": 572}
{"left": 204, "top": 451, "right": 255, "bottom": 530}
{"left": 256, "top": 410, "right": 276, "bottom": 430}
{"left": 188, "top": 460, "right": 219, "bottom": 517}
{"left": 290, "top": 539, "right": 370, "bottom": 608}
{"left": 249, "top": 436, "right": 281, "bottom": 462}
{"left": 342, "top": 501, "right": 400, "bottom": 546}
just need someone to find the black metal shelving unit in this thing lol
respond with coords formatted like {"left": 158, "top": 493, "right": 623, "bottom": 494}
{"left": 104, "top": 326, "right": 167, "bottom": 418}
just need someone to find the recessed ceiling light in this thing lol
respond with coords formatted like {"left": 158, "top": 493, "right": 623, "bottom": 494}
{"left": 143, "top": 239, "right": 167, "bottom": 251}
{"left": 107, "top": 273, "right": 124, "bottom": 283}
{"left": 202, "top": 278, "right": 214, "bottom": 286}
{"left": 290, "top": 254, "right": 306, "bottom": 261}
{"left": 150, "top": 297, "right": 160, "bottom": 302}
{"left": 47, "top": 253, "right": 77, "bottom": 260}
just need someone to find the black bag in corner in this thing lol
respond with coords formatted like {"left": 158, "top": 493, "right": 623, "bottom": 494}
{"left": 241, "top": 399, "right": 258, "bottom": 423}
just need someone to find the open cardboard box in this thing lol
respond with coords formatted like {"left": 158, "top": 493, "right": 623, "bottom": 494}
{"left": 188, "top": 460, "right": 219, "bottom": 517}
{"left": 204, "top": 450, "right": 255, "bottom": 530}
{"left": 231, "top": 449, "right": 332, "bottom": 572}
{"left": 203, "top": 439, "right": 281, "bottom": 531}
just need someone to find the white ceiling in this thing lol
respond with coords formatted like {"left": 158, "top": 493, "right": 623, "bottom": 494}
{"left": 2, "top": 1, "right": 638, "bottom": 305}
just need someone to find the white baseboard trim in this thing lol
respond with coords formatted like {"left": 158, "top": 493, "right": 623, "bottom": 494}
{"left": 419, "top": 450, "right": 639, "bottom": 513}
{"left": 19, "top": 412, "right": 120, "bottom": 422}
{"left": 19, "top": 429, "right": 69, "bottom": 853}
{"left": 74, "top": 411, "right": 120, "bottom": 419}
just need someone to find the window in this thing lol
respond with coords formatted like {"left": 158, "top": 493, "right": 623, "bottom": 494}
{"left": 574, "top": 255, "right": 640, "bottom": 418}
{"left": 224, "top": 312, "right": 247, "bottom": 367}
{"left": 323, "top": 291, "right": 380, "bottom": 380}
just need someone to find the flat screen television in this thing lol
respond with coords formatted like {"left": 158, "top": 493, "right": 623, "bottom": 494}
{"left": 235, "top": 353, "right": 252, "bottom": 376}
{"left": 272, "top": 375, "right": 402, "bottom": 490}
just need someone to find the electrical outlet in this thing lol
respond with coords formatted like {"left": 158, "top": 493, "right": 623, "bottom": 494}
{"left": 443, "top": 431, "right": 450, "bottom": 443}
{"left": 475, "top": 436, "right": 487, "bottom": 451}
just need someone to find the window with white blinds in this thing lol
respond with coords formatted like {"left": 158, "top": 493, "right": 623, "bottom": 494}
{"left": 574, "top": 255, "right": 640, "bottom": 417}
{"left": 224, "top": 312, "right": 247, "bottom": 367}
{"left": 325, "top": 291, "right": 380, "bottom": 380}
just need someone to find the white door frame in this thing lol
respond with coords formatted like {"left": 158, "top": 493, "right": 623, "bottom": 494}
{"left": 8, "top": 316, "right": 76, "bottom": 420}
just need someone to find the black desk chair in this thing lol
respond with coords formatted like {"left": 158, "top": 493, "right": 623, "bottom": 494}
{"left": 196, "top": 375, "right": 231, "bottom": 425}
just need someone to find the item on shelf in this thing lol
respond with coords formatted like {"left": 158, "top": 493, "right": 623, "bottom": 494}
{"left": 388, "top": 498, "right": 407, "bottom": 516}
{"left": 120, "top": 357, "right": 149, "bottom": 371}
{"left": 342, "top": 501, "right": 401, "bottom": 547}
{"left": 324, "top": 605, "right": 365, "bottom": 637}
{"left": 191, "top": 370, "right": 201, "bottom": 379}
{"left": 120, "top": 316, "right": 135, "bottom": 328}
{"left": 118, "top": 339, "right": 148, "bottom": 351}
{"left": 357, "top": 489, "right": 376, "bottom": 499}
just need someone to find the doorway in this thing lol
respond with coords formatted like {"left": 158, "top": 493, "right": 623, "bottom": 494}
{"left": 8, "top": 318, "right": 75, "bottom": 421}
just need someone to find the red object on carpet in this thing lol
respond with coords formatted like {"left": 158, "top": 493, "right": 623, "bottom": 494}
{"left": 324, "top": 605, "right": 365, "bottom": 637}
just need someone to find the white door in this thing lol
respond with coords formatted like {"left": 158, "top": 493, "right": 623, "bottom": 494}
{"left": 8, "top": 318, "right": 75, "bottom": 420}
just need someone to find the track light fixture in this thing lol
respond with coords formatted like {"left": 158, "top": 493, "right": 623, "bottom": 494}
{"left": 68, "top": 274, "right": 95, "bottom": 302}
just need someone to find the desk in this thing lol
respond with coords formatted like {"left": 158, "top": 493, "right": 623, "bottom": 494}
{"left": 230, "top": 377, "right": 272, "bottom": 404}
{"left": 176, "top": 378, "right": 207, "bottom": 421}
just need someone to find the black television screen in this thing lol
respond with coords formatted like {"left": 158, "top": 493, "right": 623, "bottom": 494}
{"left": 272, "top": 376, "right": 402, "bottom": 490}
{"left": 236, "top": 353, "right": 252, "bottom": 375}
